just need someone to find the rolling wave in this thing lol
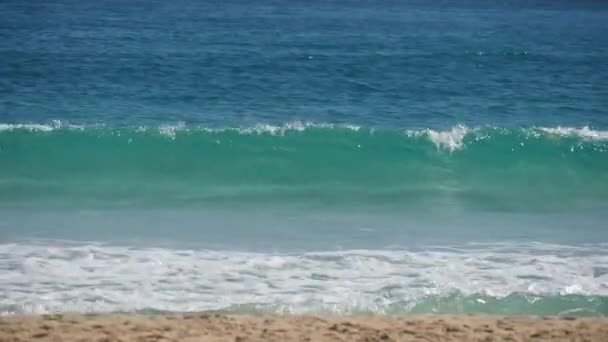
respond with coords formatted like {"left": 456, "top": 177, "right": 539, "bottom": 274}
{"left": 1, "top": 122, "right": 607, "bottom": 210}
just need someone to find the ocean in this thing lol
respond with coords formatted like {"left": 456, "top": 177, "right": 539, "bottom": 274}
{"left": 1, "top": 0, "right": 608, "bottom": 316}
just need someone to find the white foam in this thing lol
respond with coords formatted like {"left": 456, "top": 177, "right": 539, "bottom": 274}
{"left": 0, "top": 241, "right": 606, "bottom": 315}
{"left": 538, "top": 126, "right": 608, "bottom": 141}
{"left": 237, "top": 122, "right": 330, "bottom": 135}
{"left": 241, "top": 122, "right": 310, "bottom": 135}
{"left": 0, "top": 120, "right": 85, "bottom": 132}
{"left": 158, "top": 122, "right": 187, "bottom": 139}
{"left": 0, "top": 123, "right": 55, "bottom": 132}
{"left": 407, "top": 125, "right": 471, "bottom": 152}
{"left": 343, "top": 124, "right": 361, "bottom": 131}
{"left": 156, "top": 122, "right": 360, "bottom": 136}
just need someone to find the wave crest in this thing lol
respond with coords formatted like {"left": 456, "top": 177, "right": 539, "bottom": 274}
{"left": 1, "top": 122, "right": 608, "bottom": 153}
{"left": 538, "top": 126, "right": 608, "bottom": 141}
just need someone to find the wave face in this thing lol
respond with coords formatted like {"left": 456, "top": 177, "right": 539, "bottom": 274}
{"left": 1, "top": 241, "right": 607, "bottom": 316}
{"left": 1, "top": 123, "right": 607, "bottom": 211}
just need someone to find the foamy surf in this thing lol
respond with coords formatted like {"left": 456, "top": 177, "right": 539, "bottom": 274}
{"left": 405, "top": 125, "right": 472, "bottom": 152}
{"left": 1, "top": 241, "right": 607, "bottom": 316}
{"left": 2, "top": 121, "right": 608, "bottom": 146}
{"left": 538, "top": 126, "right": 608, "bottom": 141}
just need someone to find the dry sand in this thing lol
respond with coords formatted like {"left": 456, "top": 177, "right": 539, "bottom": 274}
{"left": 1, "top": 313, "right": 607, "bottom": 341}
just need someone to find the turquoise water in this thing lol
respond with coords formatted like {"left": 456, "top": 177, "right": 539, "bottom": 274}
{"left": 1, "top": 0, "right": 608, "bottom": 316}
{"left": 1, "top": 124, "right": 608, "bottom": 211}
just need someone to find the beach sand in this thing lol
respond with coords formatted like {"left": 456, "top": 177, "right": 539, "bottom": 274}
{"left": 1, "top": 313, "right": 607, "bottom": 341}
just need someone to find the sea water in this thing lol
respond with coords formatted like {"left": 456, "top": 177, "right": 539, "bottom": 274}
{"left": 1, "top": 0, "right": 607, "bottom": 315}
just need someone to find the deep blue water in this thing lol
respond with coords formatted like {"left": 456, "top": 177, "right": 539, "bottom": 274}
{"left": 1, "top": 0, "right": 608, "bottom": 316}
{"left": 2, "top": 0, "right": 607, "bottom": 127}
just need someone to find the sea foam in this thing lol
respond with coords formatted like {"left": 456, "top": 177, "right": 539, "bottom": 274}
{"left": 1, "top": 241, "right": 607, "bottom": 315}
{"left": 2, "top": 121, "right": 608, "bottom": 152}
{"left": 538, "top": 126, "right": 608, "bottom": 141}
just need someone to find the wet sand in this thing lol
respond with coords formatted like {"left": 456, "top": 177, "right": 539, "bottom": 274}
{"left": 1, "top": 313, "right": 607, "bottom": 341}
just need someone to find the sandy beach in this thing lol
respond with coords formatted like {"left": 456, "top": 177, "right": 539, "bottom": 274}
{"left": 1, "top": 314, "right": 607, "bottom": 341}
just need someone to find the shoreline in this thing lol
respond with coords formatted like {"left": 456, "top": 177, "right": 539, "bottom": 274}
{"left": 2, "top": 313, "right": 607, "bottom": 341}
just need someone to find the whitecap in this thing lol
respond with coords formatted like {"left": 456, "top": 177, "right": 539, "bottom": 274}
{"left": 538, "top": 126, "right": 608, "bottom": 141}
{"left": 406, "top": 125, "right": 471, "bottom": 152}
